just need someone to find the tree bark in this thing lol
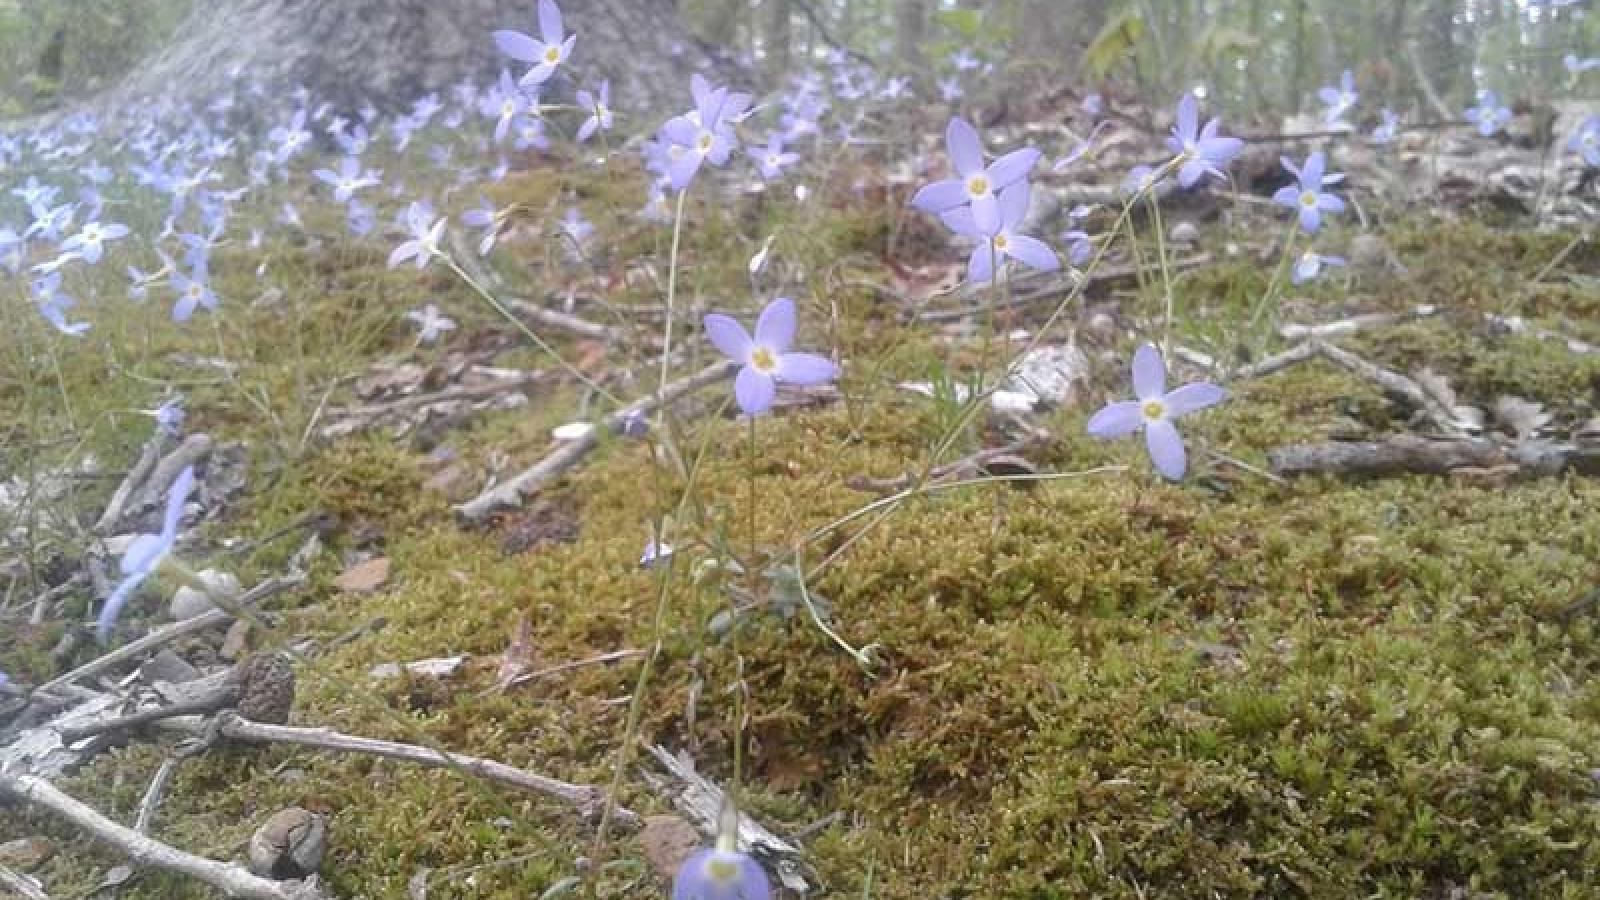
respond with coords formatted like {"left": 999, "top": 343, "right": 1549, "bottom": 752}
{"left": 763, "top": 0, "right": 792, "bottom": 86}
{"left": 102, "top": 0, "right": 741, "bottom": 121}
{"left": 894, "top": 0, "right": 929, "bottom": 69}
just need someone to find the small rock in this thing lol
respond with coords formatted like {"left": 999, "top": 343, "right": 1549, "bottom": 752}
{"left": 638, "top": 815, "right": 701, "bottom": 880}
{"left": 333, "top": 556, "right": 390, "bottom": 594}
{"left": 139, "top": 649, "right": 201, "bottom": 685}
{"left": 220, "top": 619, "right": 253, "bottom": 661}
{"left": 0, "top": 836, "right": 53, "bottom": 870}
{"left": 247, "top": 807, "right": 327, "bottom": 880}
{"left": 168, "top": 569, "right": 241, "bottom": 621}
{"left": 1004, "top": 344, "right": 1090, "bottom": 410}
{"left": 1168, "top": 221, "right": 1200, "bottom": 244}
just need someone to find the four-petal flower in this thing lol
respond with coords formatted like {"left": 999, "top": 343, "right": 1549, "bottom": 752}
{"left": 1086, "top": 344, "right": 1226, "bottom": 481}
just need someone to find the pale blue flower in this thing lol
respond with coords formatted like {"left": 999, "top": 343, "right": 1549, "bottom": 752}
{"left": 1464, "top": 91, "right": 1512, "bottom": 137}
{"left": 1086, "top": 343, "right": 1226, "bottom": 481}
{"left": 1317, "top": 70, "right": 1358, "bottom": 125}
{"left": 1292, "top": 250, "right": 1346, "bottom": 284}
{"left": 940, "top": 180, "right": 1059, "bottom": 283}
{"left": 60, "top": 220, "right": 128, "bottom": 265}
{"left": 1165, "top": 94, "right": 1242, "bottom": 188}
{"left": 494, "top": 0, "right": 576, "bottom": 87}
{"left": 388, "top": 202, "right": 446, "bottom": 270}
{"left": 911, "top": 117, "right": 1041, "bottom": 236}
{"left": 704, "top": 297, "right": 836, "bottom": 416}
{"left": 576, "top": 81, "right": 613, "bottom": 142}
{"left": 1273, "top": 151, "right": 1345, "bottom": 233}
{"left": 98, "top": 466, "right": 195, "bottom": 643}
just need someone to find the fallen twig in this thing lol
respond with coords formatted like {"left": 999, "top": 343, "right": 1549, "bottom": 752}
{"left": 503, "top": 297, "right": 623, "bottom": 342}
{"left": 455, "top": 359, "right": 739, "bottom": 522}
{"left": 126, "top": 434, "right": 212, "bottom": 519}
{"left": 1268, "top": 435, "right": 1600, "bottom": 479}
{"left": 135, "top": 725, "right": 220, "bottom": 834}
{"left": 504, "top": 648, "right": 645, "bottom": 691}
{"left": 0, "top": 773, "right": 329, "bottom": 900}
{"left": 1484, "top": 313, "right": 1599, "bottom": 356}
{"left": 844, "top": 432, "right": 1051, "bottom": 494}
{"left": 1279, "top": 305, "right": 1438, "bottom": 340}
{"left": 92, "top": 432, "right": 170, "bottom": 535}
{"left": 1224, "top": 341, "right": 1319, "bottom": 382}
{"left": 0, "top": 863, "right": 50, "bottom": 900}
{"left": 157, "top": 712, "right": 637, "bottom": 826}
{"left": 1310, "top": 341, "right": 1467, "bottom": 434}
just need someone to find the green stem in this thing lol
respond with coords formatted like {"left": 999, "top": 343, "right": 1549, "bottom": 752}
{"left": 658, "top": 189, "right": 689, "bottom": 422}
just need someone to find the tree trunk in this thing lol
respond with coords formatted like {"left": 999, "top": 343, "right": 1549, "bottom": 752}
{"left": 104, "top": 0, "right": 741, "bottom": 120}
{"left": 894, "top": 0, "right": 929, "bottom": 70}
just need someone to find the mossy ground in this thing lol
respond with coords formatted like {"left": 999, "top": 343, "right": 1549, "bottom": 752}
{"left": 3, "top": 159, "right": 1600, "bottom": 899}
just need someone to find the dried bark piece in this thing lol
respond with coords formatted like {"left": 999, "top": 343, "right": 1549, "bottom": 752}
{"left": 247, "top": 808, "right": 327, "bottom": 880}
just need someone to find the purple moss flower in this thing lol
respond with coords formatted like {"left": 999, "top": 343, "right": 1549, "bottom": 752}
{"left": 170, "top": 260, "right": 218, "bottom": 323}
{"left": 1061, "top": 229, "right": 1093, "bottom": 266}
{"left": 32, "top": 273, "right": 89, "bottom": 336}
{"left": 576, "top": 81, "right": 613, "bottom": 142}
{"left": 1292, "top": 250, "right": 1346, "bottom": 285}
{"left": 672, "top": 848, "right": 771, "bottom": 900}
{"left": 1568, "top": 115, "right": 1600, "bottom": 166}
{"left": 1165, "top": 94, "right": 1242, "bottom": 188}
{"left": 494, "top": 0, "right": 575, "bottom": 88}
{"left": 1464, "top": 91, "right": 1512, "bottom": 137}
{"left": 388, "top": 201, "right": 446, "bottom": 270}
{"left": 703, "top": 297, "right": 836, "bottom": 416}
{"left": 406, "top": 304, "right": 457, "bottom": 343}
{"left": 60, "top": 220, "right": 128, "bottom": 264}
{"left": 313, "top": 156, "right": 381, "bottom": 203}
{"left": 660, "top": 74, "right": 747, "bottom": 191}
{"left": 481, "top": 70, "right": 531, "bottom": 144}
{"left": 749, "top": 134, "right": 799, "bottom": 180}
{"left": 911, "top": 117, "right": 1041, "bottom": 236}
{"left": 97, "top": 466, "right": 194, "bottom": 643}
{"left": 462, "top": 197, "right": 500, "bottom": 256}
{"left": 1317, "top": 70, "right": 1358, "bottom": 125}
{"left": 1272, "top": 151, "right": 1345, "bottom": 234}
{"left": 940, "top": 180, "right": 1059, "bottom": 283}
{"left": 1372, "top": 108, "right": 1399, "bottom": 144}
{"left": 1086, "top": 343, "right": 1226, "bottom": 481}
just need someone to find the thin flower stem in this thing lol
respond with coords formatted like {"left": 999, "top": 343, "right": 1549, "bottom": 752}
{"left": 1147, "top": 193, "right": 1178, "bottom": 355}
{"left": 1246, "top": 218, "right": 1303, "bottom": 338}
{"left": 658, "top": 189, "right": 689, "bottom": 422}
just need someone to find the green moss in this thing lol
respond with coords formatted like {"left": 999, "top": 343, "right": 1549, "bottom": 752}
{"left": 6, "top": 178, "right": 1600, "bottom": 900}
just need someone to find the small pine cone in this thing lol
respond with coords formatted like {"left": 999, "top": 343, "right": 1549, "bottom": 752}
{"left": 234, "top": 652, "right": 295, "bottom": 724}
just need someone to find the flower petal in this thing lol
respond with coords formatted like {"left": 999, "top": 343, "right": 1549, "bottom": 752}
{"left": 775, "top": 352, "right": 836, "bottom": 386}
{"left": 1145, "top": 418, "right": 1188, "bottom": 480}
{"left": 537, "top": 0, "right": 563, "bottom": 44}
{"left": 966, "top": 242, "right": 995, "bottom": 283}
{"left": 1005, "top": 234, "right": 1059, "bottom": 272}
{"left": 753, "top": 298, "right": 796, "bottom": 351}
{"left": 1086, "top": 400, "right": 1143, "bottom": 438}
{"left": 986, "top": 148, "right": 1041, "bottom": 192}
{"left": 1164, "top": 382, "right": 1226, "bottom": 417}
{"left": 911, "top": 178, "right": 968, "bottom": 215}
{"left": 162, "top": 466, "right": 195, "bottom": 540}
{"left": 946, "top": 117, "right": 983, "bottom": 176}
{"left": 734, "top": 365, "right": 776, "bottom": 415}
{"left": 493, "top": 29, "right": 541, "bottom": 62}
{"left": 1302, "top": 151, "right": 1325, "bottom": 186}
{"left": 1272, "top": 185, "right": 1300, "bottom": 208}
{"left": 704, "top": 313, "right": 753, "bottom": 362}
{"left": 997, "top": 179, "right": 1030, "bottom": 226}
{"left": 970, "top": 192, "right": 1000, "bottom": 236}
{"left": 96, "top": 572, "right": 149, "bottom": 645}
{"left": 1132, "top": 343, "right": 1165, "bottom": 400}
{"left": 1175, "top": 94, "right": 1198, "bottom": 141}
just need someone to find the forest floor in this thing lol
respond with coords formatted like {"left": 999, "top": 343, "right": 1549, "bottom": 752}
{"left": 3, "top": 139, "right": 1600, "bottom": 900}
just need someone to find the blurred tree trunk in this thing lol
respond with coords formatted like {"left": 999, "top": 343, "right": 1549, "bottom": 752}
{"left": 894, "top": 0, "right": 929, "bottom": 69}
{"left": 763, "top": 0, "right": 791, "bottom": 86}
{"left": 1418, "top": 0, "right": 1464, "bottom": 104}
{"left": 102, "top": 0, "right": 740, "bottom": 119}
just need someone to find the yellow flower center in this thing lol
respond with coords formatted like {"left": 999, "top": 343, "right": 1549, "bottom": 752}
{"left": 544, "top": 46, "right": 562, "bottom": 64}
{"left": 1142, "top": 399, "right": 1165, "bottom": 420}
{"left": 1300, "top": 190, "right": 1317, "bottom": 207}
{"left": 993, "top": 233, "right": 1010, "bottom": 251}
{"left": 705, "top": 858, "right": 740, "bottom": 882}
{"left": 697, "top": 132, "right": 714, "bottom": 153}
{"left": 188, "top": 285, "right": 202, "bottom": 299}
{"left": 966, "top": 174, "right": 989, "bottom": 197}
{"left": 750, "top": 346, "right": 777, "bottom": 373}
{"left": 502, "top": 100, "right": 515, "bottom": 117}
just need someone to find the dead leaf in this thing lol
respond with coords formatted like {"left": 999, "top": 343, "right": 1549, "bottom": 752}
{"left": 334, "top": 557, "right": 391, "bottom": 593}
{"left": 1492, "top": 395, "right": 1551, "bottom": 440}
{"left": 638, "top": 815, "right": 701, "bottom": 879}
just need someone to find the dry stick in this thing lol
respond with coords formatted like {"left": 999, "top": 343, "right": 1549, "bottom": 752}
{"left": 134, "top": 728, "right": 220, "bottom": 835}
{"left": 1310, "top": 340, "right": 1466, "bottom": 434}
{"left": 126, "top": 434, "right": 212, "bottom": 516}
{"left": 328, "top": 370, "right": 546, "bottom": 422}
{"left": 0, "top": 773, "right": 330, "bottom": 900}
{"left": 0, "top": 863, "right": 50, "bottom": 900}
{"left": 1484, "top": 313, "right": 1599, "bottom": 356}
{"left": 157, "top": 712, "right": 638, "bottom": 827}
{"left": 501, "top": 297, "right": 623, "bottom": 342}
{"left": 504, "top": 648, "right": 645, "bottom": 690}
{"left": 1269, "top": 436, "right": 1600, "bottom": 479}
{"left": 1223, "top": 341, "right": 1319, "bottom": 382}
{"left": 1278, "top": 305, "right": 1439, "bottom": 340}
{"left": 34, "top": 574, "right": 302, "bottom": 697}
{"left": 455, "top": 358, "right": 739, "bottom": 522}
{"left": 92, "top": 432, "right": 169, "bottom": 535}
{"left": 844, "top": 431, "right": 1051, "bottom": 495}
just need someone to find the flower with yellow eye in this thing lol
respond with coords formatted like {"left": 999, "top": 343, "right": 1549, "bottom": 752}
{"left": 939, "top": 180, "right": 1059, "bottom": 284}
{"left": 1272, "top": 151, "right": 1345, "bottom": 234}
{"left": 912, "top": 116, "right": 1040, "bottom": 236}
{"left": 493, "top": 0, "right": 575, "bottom": 88}
{"left": 704, "top": 298, "right": 836, "bottom": 416}
{"left": 1087, "top": 343, "right": 1226, "bottom": 481}
{"left": 672, "top": 798, "right": 770, "bottom": 900}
